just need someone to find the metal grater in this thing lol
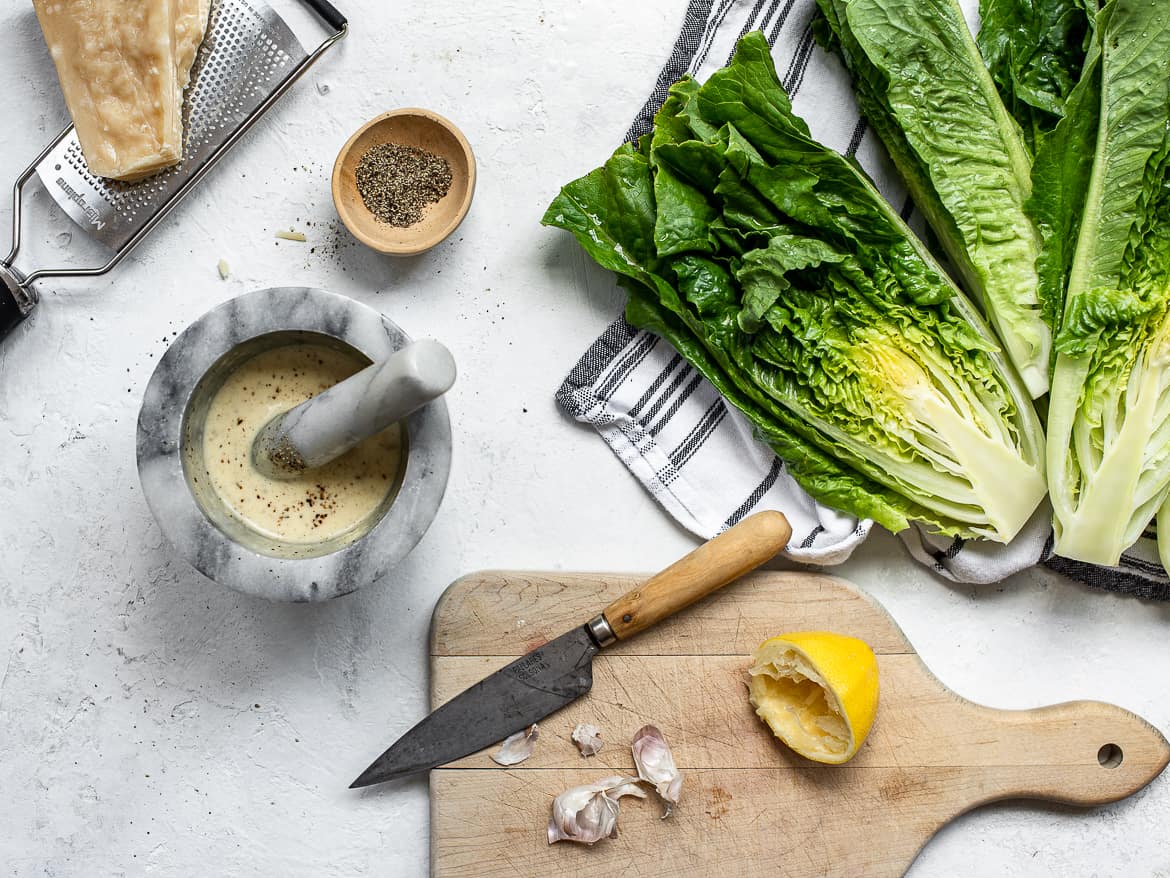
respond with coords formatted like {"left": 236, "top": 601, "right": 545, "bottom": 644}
{"left": 0, "top": 0, "right": 347, "bottom": 341}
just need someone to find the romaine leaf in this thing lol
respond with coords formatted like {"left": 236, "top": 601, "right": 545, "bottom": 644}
{"left": 544, "top": 31, "right": 1047, "bottom": 542}
{"left": 816, "top": 0, "right": 1053, "bottom": 399}
{"left": 977, "top": 0, "right": 1095, "bottom": 153}
{"left": 1026, "top": 38, "right": 1100, "bottom": 339}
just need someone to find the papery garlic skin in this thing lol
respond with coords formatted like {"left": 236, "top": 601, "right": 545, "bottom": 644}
{"left": 631, "top": 725, "right": 683, "bottom": 815}
{"left": 571, "top": 723, "right": 604, "bottom": 757}
{"left": 546, "top": 776, "right": 646, "bottom": 845}
{"left": 490, "top": 723, "right": 539, "bottom": 766}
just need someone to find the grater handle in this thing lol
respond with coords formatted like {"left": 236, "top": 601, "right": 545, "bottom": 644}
{"left": 302, "top": 0, "right": 346, "bottom": 33}
{"left": 0, "top": 265, "right": 36, "bottom": 341}
{"left": 1, "top": 133, "right": 57, "bottom": 342}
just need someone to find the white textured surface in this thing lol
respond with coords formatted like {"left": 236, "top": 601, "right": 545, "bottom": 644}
{"left": 1, "top": 1, "right": 1168, "bottom": 875}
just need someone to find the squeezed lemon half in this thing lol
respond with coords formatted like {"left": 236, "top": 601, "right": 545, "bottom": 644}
{"left": 748, "top": 631, "right": 879, "bottom": 765}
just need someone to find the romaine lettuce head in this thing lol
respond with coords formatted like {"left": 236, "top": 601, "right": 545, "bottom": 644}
{"left": 544, "top": 32, "right": 1047, "bottom": 542}
{"left": 1047, "top": 0, "right": 1170, "bottom": 565}
{"left": 815, "top": 0, "right": 1052, "bottom": 399}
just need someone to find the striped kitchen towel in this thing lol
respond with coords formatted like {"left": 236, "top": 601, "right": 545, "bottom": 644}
{"left": 555, "top": 0, "right": 1170, "bottom": 599}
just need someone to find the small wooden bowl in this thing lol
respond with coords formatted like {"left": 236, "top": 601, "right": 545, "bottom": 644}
{"left": 332, "top": 109, "right": 475, "bottom": 256}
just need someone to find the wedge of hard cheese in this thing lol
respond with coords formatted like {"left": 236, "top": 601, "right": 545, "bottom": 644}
{"left": 33, "top": 0, "right": 208, "bottom": 181}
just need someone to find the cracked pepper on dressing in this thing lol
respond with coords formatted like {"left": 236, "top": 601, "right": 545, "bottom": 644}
{"left": 201, "top": 344, "right": 403, "bottom": 542}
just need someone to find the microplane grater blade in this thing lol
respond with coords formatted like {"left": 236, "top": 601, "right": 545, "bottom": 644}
{"left": 34, "top": 0, "right": 308, "bottom": 250}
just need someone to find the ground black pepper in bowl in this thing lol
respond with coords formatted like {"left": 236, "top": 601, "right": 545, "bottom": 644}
{"left": 355, "top": 143, "right": 453, "bottom": 227}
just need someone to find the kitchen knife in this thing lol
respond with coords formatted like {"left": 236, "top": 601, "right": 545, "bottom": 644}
{"left": 349, "top": 510, "right": 792, "bottom": 788}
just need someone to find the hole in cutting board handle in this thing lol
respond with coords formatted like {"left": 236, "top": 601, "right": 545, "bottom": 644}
{"left": 1097, "top": 743, "right": 1124, "bottom": 769}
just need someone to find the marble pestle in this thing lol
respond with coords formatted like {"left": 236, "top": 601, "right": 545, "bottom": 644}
{"left": 251, "top": 339, "right": 456, "bottom": 478}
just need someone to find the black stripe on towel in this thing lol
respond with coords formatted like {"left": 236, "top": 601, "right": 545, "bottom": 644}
{"left": 735, "top": 0, "right": 779, "bottom": 46}
{"left": 1044, "top": 555, "right": 1170, "bottom": 602}
{"left": 647, "top": 370, "right": 705, "bottom": 437}
{"left": 768, "top": 0, "right": 800, "bottom": 44}
{"left": 626, "top": 0, "right": 718, "bottom": 141}
{"left": 669, "top": 399, "right": 728, "bottom": 468}
{"left": 596, "top": 332, "right": 659, "bottom": 402}
{"left": 1115, "top": 553, "right": 1169, "bottom": 577}
{"left": 928, "top": 536, "right": 966, "bottom": 571}
{"left": 723, "top": 457, "right": 785, "bottom": 529}
{"left": 555, "top": 317, "right": 639, "bottom": 416}
{"left": 801, "top": 525, "right": 825, "bottom": 549}
{"left": 692, "top": 0, "right": 738, "bottom": 73}
{"left": 845, "top": 117, "right": 868, "bottom": 157}
{"left": 628, "top": 354, "right": 684, "bottom": 420}
{"left": 783, "top": 26, "right": 818, "bottom": 95}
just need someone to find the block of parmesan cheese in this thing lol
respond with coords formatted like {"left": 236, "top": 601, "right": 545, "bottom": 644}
{"left": 33, "top": 0, "right": 208, "bottom": 181}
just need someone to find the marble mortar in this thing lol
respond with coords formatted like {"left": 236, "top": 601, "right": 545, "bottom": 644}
{"left": 136, "top": 287, "right": 452, "bottom": 601}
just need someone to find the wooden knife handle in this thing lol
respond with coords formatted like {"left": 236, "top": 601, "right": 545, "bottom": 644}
{"left": 602, "top": 510, "right": 792, "bottom": 641}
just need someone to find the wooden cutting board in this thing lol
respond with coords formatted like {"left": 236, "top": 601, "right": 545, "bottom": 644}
{"left": 429, "top": 571, "right": 1169, "bottom": 877}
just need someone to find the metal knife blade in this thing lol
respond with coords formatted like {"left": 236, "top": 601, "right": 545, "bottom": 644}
{"left": 349, "top": 624, "right": 599, "bottom": 788}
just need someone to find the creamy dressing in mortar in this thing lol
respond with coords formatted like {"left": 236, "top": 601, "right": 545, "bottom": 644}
{"left": 201, "top": 344, "right": 403, "bottom": 543}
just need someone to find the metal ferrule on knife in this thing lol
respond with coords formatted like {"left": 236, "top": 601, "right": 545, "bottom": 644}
{"left": 586, "top": 613, "right": 617, "bottom": 648}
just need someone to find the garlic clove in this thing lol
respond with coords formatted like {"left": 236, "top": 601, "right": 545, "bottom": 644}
{"left": 546, "top": 775, "right": 646, "bottom": 845}
{"left": 571, "top": 722, "right": 604, "bottom": 757}
{"left": 631, "top": 724, "right": 683, "bottom": 816}
{"left": 490, "top": 723, "right": 539, "bottom": 766}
